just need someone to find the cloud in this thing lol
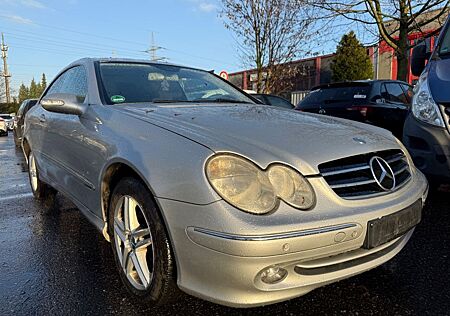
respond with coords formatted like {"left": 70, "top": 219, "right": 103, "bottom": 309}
{"left": 187, "top": 0, "right": 218, "bottom": 13}
{"left": 1, "top": 14, "right": 34, "bottom": 25}
{"left": 198, "top": 2, "right": 217, "bottom": 12}
{"left": 0, "top": 0, "right": 45, "bottom": 9}
{"left": 20, "top": 0, "right": 46, "bottom": 9}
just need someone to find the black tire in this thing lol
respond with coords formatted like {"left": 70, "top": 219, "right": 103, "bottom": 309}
{"left": 28, "top": 151, "right": 57, "bottom": 201}
{"left": 108, "top": 177, "right": 178, "bottom": 306}
{"left": 13, "top": 133, "right": 20, "bottom": 147}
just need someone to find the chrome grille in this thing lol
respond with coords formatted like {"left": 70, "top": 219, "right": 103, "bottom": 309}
{"left": 319, "top": 149, "right": 411, "bottom": 199}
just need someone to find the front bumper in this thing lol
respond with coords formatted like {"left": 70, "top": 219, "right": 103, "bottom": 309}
{"left": 403, "top": 113, "right": 450, "bottom": 181}
{"left": 158, "top": 170, "right": 428, "bottom": 307}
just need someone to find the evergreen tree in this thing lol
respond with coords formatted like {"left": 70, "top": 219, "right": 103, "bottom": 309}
{"left": 18, "top": 83, "right": 29, "bottom": 103}
{"left": 39, "top": 73, "right": 47, "bottom": 95}
{"left": 331, "top": 31, "right": 374, "bottom": 82}
{"left": 29, "top": 78, "right": 39, "bottom": 98}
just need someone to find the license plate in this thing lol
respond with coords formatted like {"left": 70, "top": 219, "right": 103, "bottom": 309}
{"left": 363, "top": 200, "right": 422, "bottom": 249}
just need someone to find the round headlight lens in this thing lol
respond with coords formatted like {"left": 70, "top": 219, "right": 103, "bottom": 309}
{"left": 206, "top": 155, "right": 277, "bottom": 214}
{"left": 268, "top": 165, "right": 315, "bottom": 209}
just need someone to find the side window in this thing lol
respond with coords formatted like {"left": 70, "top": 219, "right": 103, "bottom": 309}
{"left": 401, "top": 84, "right": 413, "bottom": 104}
{"left": 45, "top": 66, "right": 88, "bottom": 102}
{"left": 380, "top": 84, "right": 389, "bottom": 101}
{"left": 253, "top": 95, "right": 268, "bottom": 104}
{"left": 384, "top": 83, "right": 408, "bottom": 104}
{"left": 266, "top": 95, "right": 293, "bottom": 109}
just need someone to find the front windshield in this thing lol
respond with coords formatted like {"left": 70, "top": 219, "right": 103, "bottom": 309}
{"left": 99, "top": 62, "right": 255, "bottom": 105}
{"left": 439, "top": 23, "right": 450, "bottom": 56}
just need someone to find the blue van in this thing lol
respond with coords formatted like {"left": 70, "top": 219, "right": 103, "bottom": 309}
{"left": 403, "top": 15, "right": 450, "bottom": 185}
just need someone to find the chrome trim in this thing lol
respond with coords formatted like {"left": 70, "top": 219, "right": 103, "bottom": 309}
{"left": 321, "top": 164, "right": 370, "bottom": 177}
{"left": 386, "top": 154, "right": 404, "bottom": 164}
{"left": 330, "top": 178, "right": 376, "bottom": 189}
{"left": 342, "top": 176, "right": 412, "bottom": 200}
{"left": 394, "top": 164, "right": 409, "bottom": 175}
{"left": 193, "top": 223, "right": 358, "bottom": 242}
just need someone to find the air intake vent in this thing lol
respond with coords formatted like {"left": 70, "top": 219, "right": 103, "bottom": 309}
{"left": 319, "top": 149, "right": 411, "bottom": 199}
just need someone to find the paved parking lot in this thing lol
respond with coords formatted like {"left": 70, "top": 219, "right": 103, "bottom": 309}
{"left": 0, "top": 133, "right": 449, "bottom": 315}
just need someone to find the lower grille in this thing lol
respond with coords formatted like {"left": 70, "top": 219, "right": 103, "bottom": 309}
{"left": 319, "top": 149, "right": 411, "bottom": 199}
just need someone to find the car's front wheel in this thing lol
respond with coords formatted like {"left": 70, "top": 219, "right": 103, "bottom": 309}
{"left": 108, "top": 177, "right": 178, "bottom": 306}
{"left": 28, "top": 151, "right": 57, "bottom": 200}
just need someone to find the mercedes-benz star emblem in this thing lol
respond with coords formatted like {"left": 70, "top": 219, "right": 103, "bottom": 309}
{"left": 353, "top": 137, "right": 366, "bottom": 145}
{"left": 369, "top": 156, "right": 396, "bottom": 191}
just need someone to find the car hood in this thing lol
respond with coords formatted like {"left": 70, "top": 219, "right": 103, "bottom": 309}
{"left": 428, "top": 58, "right": 450, "bottom": 103}
{"left": 118, "top": 104, "right": 399, "bottom": 175}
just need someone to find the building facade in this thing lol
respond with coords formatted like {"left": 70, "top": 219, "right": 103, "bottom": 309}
{"left": 228, "top": 11, "right": 445, "bottom": 104}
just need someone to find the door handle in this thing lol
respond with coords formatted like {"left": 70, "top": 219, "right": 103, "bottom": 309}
{"left": 39, "top": 114, "right": 46, "bottom": 122}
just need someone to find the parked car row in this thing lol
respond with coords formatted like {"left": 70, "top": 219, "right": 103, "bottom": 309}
{"left": 20, "top": 57, "right": 428, "bottom": 309}
{"left": 295, "top": 80, "right": 412, "bottom": 138}
{"left": 0, "top": 117, "right": 7, "bottom": 136}
{"left": 0, "top": 113, "right": 14, "bottom": 133}
{"left": 13, "top": 99, "right": 38, "bottom": 147}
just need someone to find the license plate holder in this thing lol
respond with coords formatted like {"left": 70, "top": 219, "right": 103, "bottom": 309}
{"left": 363, "top": 200, "right": 422, "bottom": 249}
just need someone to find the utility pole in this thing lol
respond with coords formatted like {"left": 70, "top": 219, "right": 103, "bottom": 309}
{"left": 1, "top": 33, "right": 11, "bottom": 103}
{"left": 143, "top": 32, "right": 167, "bottom": 62}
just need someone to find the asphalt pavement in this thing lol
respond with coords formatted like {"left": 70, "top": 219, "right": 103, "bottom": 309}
{"left": 1, "top": 133, "right": 449, "bottom": 316}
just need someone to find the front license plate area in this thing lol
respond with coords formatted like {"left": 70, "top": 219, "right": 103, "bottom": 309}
{"left": 363, "top": 200, "right": 422, "bottom": 249}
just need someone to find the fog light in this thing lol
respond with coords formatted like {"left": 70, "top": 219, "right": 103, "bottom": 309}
{"left": 260, "top": 266, "right": 288, "bottom": 284}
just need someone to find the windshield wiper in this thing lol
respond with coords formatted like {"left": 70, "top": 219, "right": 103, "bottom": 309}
{"left": 192, "top": 98, "right": 253, "bottom": 104}
{"left": 152, "top": 99, "right": 193, "bottom": 104}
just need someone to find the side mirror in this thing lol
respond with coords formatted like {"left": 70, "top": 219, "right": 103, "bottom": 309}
{"left": 411, "top": 43, "right": 430, "bottom": 76}
{"left": 41, "top": 93, "right": 87, "bottom": 116}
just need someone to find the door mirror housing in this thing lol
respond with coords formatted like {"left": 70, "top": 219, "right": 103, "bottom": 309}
{"left": 41, "top": 93, "right": 87, "bottom": 116}
{"left": 411, "top": 43, "right": 431, "bottom": 76}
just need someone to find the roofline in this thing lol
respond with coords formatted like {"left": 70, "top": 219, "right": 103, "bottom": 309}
{"left": 64, "top": 57, "right": 204, "bottom": 72}
{"left": 311, "top": 79, "right": 411, "bottom": 90}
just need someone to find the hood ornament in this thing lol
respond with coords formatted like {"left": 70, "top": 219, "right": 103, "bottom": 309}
{"left": 352, "top": 137, "right": 367, "bottom": 145}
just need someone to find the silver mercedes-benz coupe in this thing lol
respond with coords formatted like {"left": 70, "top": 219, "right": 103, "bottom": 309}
{"left": 23, "top": 58, "right": 428, "bottom": 308}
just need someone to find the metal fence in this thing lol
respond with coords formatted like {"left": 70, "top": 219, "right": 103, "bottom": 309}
{"left": 290, "top": 90, "right": 309, "bottom": 105}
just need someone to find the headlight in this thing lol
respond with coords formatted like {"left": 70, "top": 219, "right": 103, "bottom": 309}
{"left": 206, "top": 155, "right": 315, "bottom": 214}
{"left": 412, "top": 72, "right": 445, "bottom": 127}
{"left": 268, "top": 165, "right": 315, "bottom": 209}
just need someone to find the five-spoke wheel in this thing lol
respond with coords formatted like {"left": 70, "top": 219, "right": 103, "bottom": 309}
{"left": 108, "top": 177, "right": 178, "bottom": 305}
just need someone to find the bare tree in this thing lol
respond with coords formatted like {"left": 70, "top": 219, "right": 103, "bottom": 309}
{"left": 221, "top": 0, "right": 318, "bottom": 93}
{"left": 312, "top": 0, "right": 449, "bottom": 81}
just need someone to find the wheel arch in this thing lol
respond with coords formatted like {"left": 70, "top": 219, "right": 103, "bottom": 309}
{"left": 100, "top": 159, "right": 170, "bottom": 242}
{"left": 22, "top": 137, "right": 31, "bottom": 162}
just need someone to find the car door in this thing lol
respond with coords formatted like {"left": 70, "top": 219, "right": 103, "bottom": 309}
{"left": 42, "top": 65, "right": 104, "bottom": 215}
{"left": 380, "top": 82, "right": 410, "bottom": 137}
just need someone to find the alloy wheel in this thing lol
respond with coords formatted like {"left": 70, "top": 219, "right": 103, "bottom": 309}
{"left": 113, "top": 195, "right": 154, "bottom": 290}
{"left": 29, "top": 153, "right": 38, "bottom": 192}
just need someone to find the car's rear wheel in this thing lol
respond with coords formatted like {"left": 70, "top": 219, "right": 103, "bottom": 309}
{"left": 28, "top": 151, "right": 57, "bottom": 200}
{"left": 108, "top": 177, "right": 178, "bottom": 306}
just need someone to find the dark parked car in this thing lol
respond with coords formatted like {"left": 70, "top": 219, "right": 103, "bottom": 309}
{"left": 252, "top": 94, "right": 294, "bottom": 109}
{"left": 13, "top": 99, "right": 37, "bottom": 147}
{"left": 405, "top": 14, "right": 450, "bottom": 185}
{"left": 295, "top": 80, "right": 413, "bottom": 138}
